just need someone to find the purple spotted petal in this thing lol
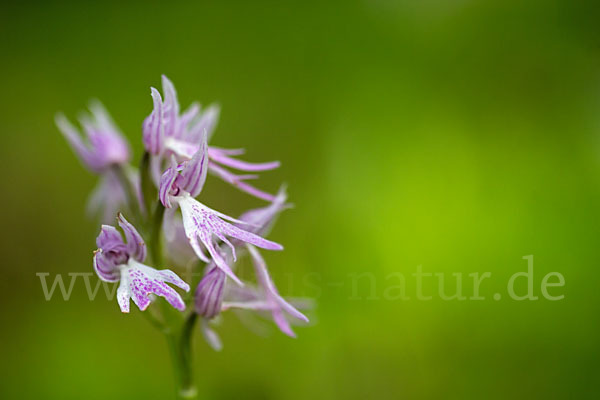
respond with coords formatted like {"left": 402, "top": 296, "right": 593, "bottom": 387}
{"left": 177, "top": 195, "right": 283, "bottom": 285}
{"left": 117, "top": 213, "right": 146, "bottom": 262}
{"left": 117, "top": 260, "right": 190, "bottom": 313}
{"left": 158, "top": 269, "right": 189, "bottom": 289}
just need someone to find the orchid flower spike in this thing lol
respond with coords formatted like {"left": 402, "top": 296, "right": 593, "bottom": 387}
{"left": 93, "top": 213, "right": 189, "bottom": 312}
{"left": 56, "top": 100, "right": 130, "bottom": 173}
{"left": 143, "top": 75, "right": 279, "bottom": 200}
{"left": 158, "top": 138, "right": 283, "bottom": 285}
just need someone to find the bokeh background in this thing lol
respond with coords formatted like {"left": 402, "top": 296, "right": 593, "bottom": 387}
{"left": 1, "top": 0, "right": 600, "bottom": 399}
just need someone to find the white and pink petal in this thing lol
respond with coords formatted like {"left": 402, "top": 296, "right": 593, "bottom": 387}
{"left": 116, "top": 260, "right": 189, "bottom": 313}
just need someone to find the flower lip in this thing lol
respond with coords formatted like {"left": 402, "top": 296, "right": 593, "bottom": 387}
{"left": 117, "top": 259, "right": 190, "bottom": 313}
{"left": 176, "top": 194, "right": 283, "bottom": 286}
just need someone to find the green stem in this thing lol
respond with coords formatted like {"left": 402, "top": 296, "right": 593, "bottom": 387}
{"left": 149, "top": 201, "right": 166, "bottom": 265}
{"left": 140, "top": 306, "right": 167, "bottom": 332}
{"left": 139, "top": 151, "right": 157, "bottom": 219}
{"left": 167, "top": 313, "right": 199, "bottom": 399}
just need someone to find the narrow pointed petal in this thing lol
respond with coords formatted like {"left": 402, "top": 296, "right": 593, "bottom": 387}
{"left": 187, "top": 234, "right": 212, "bottom": 264}
{"left": 197, "top": 229, "right": 242, "bottom": 285}
{"left": 177, "top": 102, "right": 200, "bottom": 139}
{"left": 82, "top": 101, "right": 130, "bottom": 165}
{"left": 209, "top": 148, "right": 280, "bottom": 172}
{"left": 208, "top": 163, "right": 276, "bottom": 202}
{"left": 247, "top": 245, "right": 309, "bottom": 323}
{"left": 189, "top": 105, "right": 220, "bottom": 143}
{"left": 175, "top": 134, "right": 209, "bottom": 197}
{"left": 88, "top": 100, "right": 120, "bottom": 136}
{"left": 272, "top": 308, "right": 296, "bottom": 338}
{"left": 142, "top": 87, "right": 164, "bottom": 155}
{"left": 162, "top": 75, "right": 180, "bottom": 114}
{"left": 221, "top": 300, "right": 271, "bottom": 311}
{"left": 238, "top": 185, "right": 291, "bottom": 236}
{"left": 117, "top": 213, "right": 147, "bottom": 262}
{"left": 219, "top": 221, "right": 283, "bottom": 251}
{"left": 158, "top": 269, "right": 191, "bottom": 292}
{"left": 55, "top": 113, "right": 98, "bottom": 172}
{"left": 162, "top": 75, "right": 180, "bottom": 138}
{"left": 117, "top": 281, "right": 131, "bottom": 313}
{"left": 130, "top": 284, "right": 153, "bottom": 311}
{"left": 159, "top": 157, "right": 181, "bottom": 208}
{"left": 215, "top": 233, "right": 237, "bottom": 261}
{"left": 201, "top": 319, "right": 223, "bottom": 351}
{"left": 208, "top": 147, "right": 246, "bottom": 156}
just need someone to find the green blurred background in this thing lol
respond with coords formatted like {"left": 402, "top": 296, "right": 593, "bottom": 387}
{"left": 1, "top": 0, "right": 600, "bottom": 398}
